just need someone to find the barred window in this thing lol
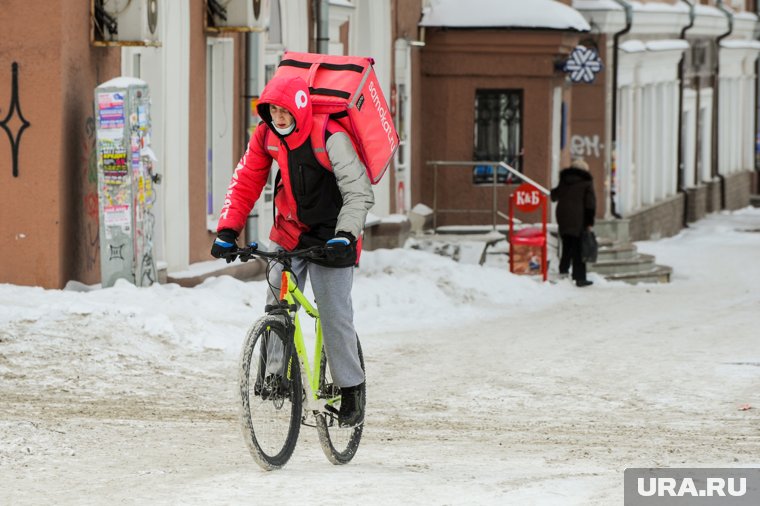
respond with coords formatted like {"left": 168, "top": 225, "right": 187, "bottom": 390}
{"left": 473, "top": 89, "right": 523, "bottom": 184}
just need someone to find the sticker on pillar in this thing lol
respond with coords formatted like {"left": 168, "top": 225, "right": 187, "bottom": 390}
{"left": 97, "top": 92, "right": 125, "bottom": 129}
{"left": 563, "top": 46, "right": 604, "bottom": 84}
{"left": 103, "top": 204, "right": 132, "bottom": 239}
{"left": 100, "top": 142, "right": 128, "bottom": 182}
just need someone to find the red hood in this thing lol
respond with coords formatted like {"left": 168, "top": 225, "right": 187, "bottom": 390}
{"left": 257, "top": 75, "right": 313, "bottom": 149}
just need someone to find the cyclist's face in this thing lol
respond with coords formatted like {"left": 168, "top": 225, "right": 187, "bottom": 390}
{"left": 269, "top": 105, "right": 294, "bottom": 129}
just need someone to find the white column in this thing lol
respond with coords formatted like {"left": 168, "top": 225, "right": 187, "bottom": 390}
{"left": 683, "top": 89, "right": 697, "bottom": 188}
{"left": 700, "top": 88, "right": 713, "bottom": 183}
{"left": 622, "top": 86, "right": 635, "bottom": 215}
{"left": 634, "top": 83, "right": 644, "bottom": 210}
{"left": 120, "top": 1, "right": 189, "bottom": 270}
{"left": 354, "top": 0, "right": 392, "bottom": 217}
{"left": 745, "top": 76, "right": 755, "bottom": 171}
{"left": 669, "top": 81, "right": 679, "bottom": 197}
{"left": 645, "top": 84, "right": 656, "bottom": 206}
{"left": 718, "top": 77, "right": 728, "bottom": 176}
{"left": 656, "top": 82, "right": 665, "bottom": 201}
{"left": 162, "top": 1, "right": 191, "bottom": 271}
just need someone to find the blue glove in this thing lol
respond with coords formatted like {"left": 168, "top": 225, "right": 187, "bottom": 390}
{"left": 325, "top": 232, "right": 355, "bottom": 260}
{"left": 211, "top": 229, "right": 238, "bottom": 263}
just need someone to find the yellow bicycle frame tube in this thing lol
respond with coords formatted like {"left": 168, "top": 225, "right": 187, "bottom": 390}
{"left": 280, "top": 271, "right": 323, "bottom": 399}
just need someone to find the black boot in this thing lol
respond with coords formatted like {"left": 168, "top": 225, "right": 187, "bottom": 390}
{"left": 338, "top": 383, "right": 365, "bottom": 428}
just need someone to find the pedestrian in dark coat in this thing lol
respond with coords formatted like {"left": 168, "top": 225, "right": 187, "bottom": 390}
{"left": 550, "top": 158, "right": 596, "bottom": 287}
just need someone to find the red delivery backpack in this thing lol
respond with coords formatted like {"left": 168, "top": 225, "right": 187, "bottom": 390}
{"left": 273, "top": 51, "right": 399, "bottom": 184}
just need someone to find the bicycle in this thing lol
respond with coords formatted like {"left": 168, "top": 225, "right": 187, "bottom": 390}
{"left": 226, "top": 244, "right": 365, "bottom": 470}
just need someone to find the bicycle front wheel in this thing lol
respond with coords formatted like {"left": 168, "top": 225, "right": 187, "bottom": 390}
{"left": 315, "top": 335, "right": 365, "bottom": 465}
{"left": 239, "top": 315, "right": 302, "bottom": 470}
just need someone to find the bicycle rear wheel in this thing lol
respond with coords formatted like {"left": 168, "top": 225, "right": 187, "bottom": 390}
{"left": 315, "top": 336, "right": 364, "bottom": 465}
{"left": 239, "top": 315, "right": 302, "bottom": 470}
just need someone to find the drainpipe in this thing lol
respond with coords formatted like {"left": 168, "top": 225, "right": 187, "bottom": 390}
{"left": 314, "top": 0, "right": 330, "bottom": 54}
{"left": 714, "top": 0, "right": 734, "bottom": 209}
{"left": 610, "top": 0, "right": 633, "bottom": 219}
{"left": 756, "top": 1, "right": 760, "bottom": 192}
{"left": 676, "top": 0, "right": 696, "bottom": 227}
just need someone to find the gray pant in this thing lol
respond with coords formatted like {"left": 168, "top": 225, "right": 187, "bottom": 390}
{"left": 265, "top": 247, "right": 364, "bottom": 388}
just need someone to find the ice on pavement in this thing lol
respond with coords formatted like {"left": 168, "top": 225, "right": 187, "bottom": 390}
{"left": 1, "top": 207, "right": 759, "bottom": 505}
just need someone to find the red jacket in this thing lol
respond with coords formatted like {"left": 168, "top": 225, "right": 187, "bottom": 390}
{"left": 218, "top": 75, "right": 324, "bottom": 250}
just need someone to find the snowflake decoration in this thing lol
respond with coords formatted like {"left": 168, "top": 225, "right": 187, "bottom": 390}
{"left": 563, "top": 46, "right": 604, "bottom": 84}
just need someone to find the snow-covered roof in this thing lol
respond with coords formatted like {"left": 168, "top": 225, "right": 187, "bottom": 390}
{"left": 573, "top": 0, "right": 690, "bottom": 36}
{"left": 734, "top": 12, "right": 759, "bottom": 22}
{"left": 619, "top": 39, "right": 689, "bottom": 54}
{"left": 694, "top": 5, "right": 725, "bottom": 18}
{"left": 97, "top": 76, "right": 147, "bottom": 89}
{"left": 721, "top": 39, "right": 760, "bottom": 50}
{"left": 619, "top": 40, "right": 646, "bottom": 53}
{"left": 573, "top": 0, "right": 623, "bottom": 11}
{"left": 573, "top": 0, "right": 690, "bottom": 14}
{"left": 646, "top": 39, "right": 689, "bottom": 52}
{"left": 420, "top": 0, "right": 590, "bottom": 32}
{"left": 629, "top": 0, "right": 688, "bottom": 14}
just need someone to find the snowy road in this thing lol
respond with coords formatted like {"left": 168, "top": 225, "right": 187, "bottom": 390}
{"left": 2, "top": 209, "right": 759, "bottom": 505}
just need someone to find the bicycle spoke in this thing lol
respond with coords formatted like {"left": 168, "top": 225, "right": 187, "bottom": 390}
{"left": 240, "top": 317, "right": 301, "bottom": 470}
{"left": 316, "top": 337, "right": 364, "bottom": 465}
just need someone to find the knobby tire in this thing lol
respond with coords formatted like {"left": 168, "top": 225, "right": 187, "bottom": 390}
{"left": 239, "top": 315, "right": 302, "bottom": 470}
{"left": 315, "top": 336, "right": 365, "bottom": 465}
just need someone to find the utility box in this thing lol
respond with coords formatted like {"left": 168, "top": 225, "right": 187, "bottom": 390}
{"left": 96, "top": 0, "right": 160, "bottom": 44}
{"left": 94, "top": 77, "right": 158, "bottom": 288}
{"left": 208, "top": 0, "right": 270, "bottom": 31}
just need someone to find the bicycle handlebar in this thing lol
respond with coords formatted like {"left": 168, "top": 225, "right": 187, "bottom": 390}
{"left": 224, "top": 244, "right": 326, "bottom": 263}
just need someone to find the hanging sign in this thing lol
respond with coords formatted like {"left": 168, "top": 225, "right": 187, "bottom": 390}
{"left": 563, "top": 45, "right": 604, "bottom": 84}
{"left": 513, "top": 183, "right": 543, "bottom": 213}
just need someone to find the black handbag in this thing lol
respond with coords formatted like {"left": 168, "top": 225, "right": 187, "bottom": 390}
{"left": 581, "top": 230, "right": 598, "bottom": 263}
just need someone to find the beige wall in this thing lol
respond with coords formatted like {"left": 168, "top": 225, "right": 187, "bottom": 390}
{"left": 570, "top": 35, "right": 607, "bottom": 219}
{"left": 187, "top": 0, "right": 248, "bottom": 265}
{"left": 188, "top": 0, "right": 210, "bottom": 264}
{"left": 0, "top": 0, "right": 120, "bottom": 288}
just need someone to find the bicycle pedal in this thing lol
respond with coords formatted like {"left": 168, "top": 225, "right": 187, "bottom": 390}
{"left": 338, "top": 419, "right": 364, "bottom": 429}
{"left": 324, "top": 404, "right": 340, "bottom": 416}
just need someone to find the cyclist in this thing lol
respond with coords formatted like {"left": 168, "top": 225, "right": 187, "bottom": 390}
{"left": 210, "top": 74, "right": 373, "bottom": 428}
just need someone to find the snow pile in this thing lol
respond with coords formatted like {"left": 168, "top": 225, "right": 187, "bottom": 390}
{"left": 420, "top": 0, "right": 590, "bottom": 31}
{"left": 0, "top": 247, "right": 566, "bottom": 356}
{"left": 353, "top": 248, "right": 563, "bottom": 334}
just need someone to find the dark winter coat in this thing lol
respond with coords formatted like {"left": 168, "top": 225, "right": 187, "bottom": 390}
{"left": 550, "top": 168, "right": 596, "bottom": 237}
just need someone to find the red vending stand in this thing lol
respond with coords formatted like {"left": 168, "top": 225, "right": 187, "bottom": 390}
{"left": 509, "top": 183, "right": 548, "bottom": 281}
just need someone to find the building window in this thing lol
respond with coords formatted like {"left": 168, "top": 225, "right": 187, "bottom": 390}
{"left": 473, "top": 89, "right": 523, "bottom": 184}
{"left": 206, "top": 38, "right": 234, "bottom": 229}
{"left": 268, "top": 0, "right": 282, "bottom": 45}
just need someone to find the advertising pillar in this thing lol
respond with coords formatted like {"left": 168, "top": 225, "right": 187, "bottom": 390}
{"left": 94, "top": 77, "right": 158, "bottom": 287}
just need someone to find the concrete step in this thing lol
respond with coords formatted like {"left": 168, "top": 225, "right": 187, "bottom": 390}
{"left": 589, "top": 253, "right": 656, "bottom": 276}
{"left": 597, "top": 243, "right": 638, "bottom": 261}
{"left": 604, "top": 264, "right": 672, "bottom": 284}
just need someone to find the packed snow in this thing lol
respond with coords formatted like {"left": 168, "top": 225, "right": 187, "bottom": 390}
{"left": 1, "top": 208, "right": 759, "bottom": 505}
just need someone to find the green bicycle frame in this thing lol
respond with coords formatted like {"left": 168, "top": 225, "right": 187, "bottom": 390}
{"left": 278, "top": 270, "right": 333, "bottom": 406}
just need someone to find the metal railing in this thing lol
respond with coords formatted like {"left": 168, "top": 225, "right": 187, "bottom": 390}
{"left": 426, "top": 161, "right": 550, "bottom": 230}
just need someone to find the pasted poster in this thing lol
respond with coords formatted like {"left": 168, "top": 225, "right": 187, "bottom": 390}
{"left": 100, "top": 142, "right": 128, "bottom": 182}
{"left": 131, "top": 134, "right": 142, "bottom": 171}
{"left": 103, "top": 204, "right": 131, "bottom": 240}
{"left": 97, "top": 92, "right": 125, "bottom": 129}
